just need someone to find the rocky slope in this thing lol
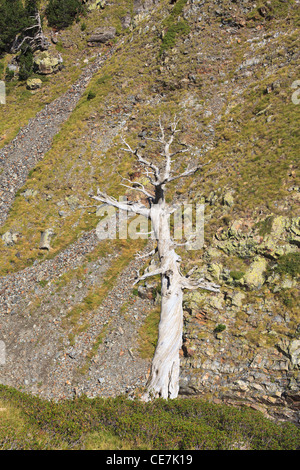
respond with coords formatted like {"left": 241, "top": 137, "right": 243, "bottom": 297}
{"left": 0, "top": 0, "right": 299, "bottom": 425}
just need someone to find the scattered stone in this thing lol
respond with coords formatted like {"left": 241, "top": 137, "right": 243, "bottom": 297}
{"left": 39, "top": 229, "right": 54, "bottom": 250}
{"left": 26, "top": 78, "right": 43, "bottom": 90}
{"left": 2, "top": 231, "right": 18, "bottom": 246}
{"left": 22, "top": 188, "right": 39, "bottom": 199}
{"left": 65, "top": 195, "right": 80, "bottom": 210}
{"left": 121, "top": 13, "right": 132, "bottom": 29}
{"left": 222, "top": 191, "right": 234, "bottom": 207}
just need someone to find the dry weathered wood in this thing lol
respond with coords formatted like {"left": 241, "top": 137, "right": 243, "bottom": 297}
{"left": 93, "top": 117, "right": 220, "bottom": 400}
{"left": 10, "top": 11, "right": 48, "bottom": 53}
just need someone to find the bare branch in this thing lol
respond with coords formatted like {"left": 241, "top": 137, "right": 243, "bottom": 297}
{"left": 133, "top": 267, "right": 163, "bottom": 285}
{"left": 144, "top": 136, "right": 165, "bottom": 145}
{"left": 118, "top": 173, "right": 154, "bottom": 199}
{"left": 169, "top": 148, "right": 189, "bottom": 158}
{"left": 135, "top": 248, "right": 157, "bottom": 260}
{"left": 10, "top": 11, "right": 48, "bottom": 53}
{"left": 92, "top": 189, "right": 150, "bottom": 218}
{"left": 166, "top": 160, "right": 211, "bottom": 184}
{"left": 121, "top": 137, "right": 161, "bottom": 183}
{"left": 120, "top": 183, "right": 153, "bottom": 199}
{"left": 158, "top": 116, "right": 165, "bottom": 143}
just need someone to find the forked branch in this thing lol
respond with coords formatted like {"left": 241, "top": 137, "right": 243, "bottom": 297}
{"left": 92, "top": 189, "right": 150, "bottom": 218}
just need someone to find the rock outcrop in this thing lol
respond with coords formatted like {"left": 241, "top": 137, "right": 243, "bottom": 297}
{"left": 88, "top": 27, "right": 116, "bottom": 45}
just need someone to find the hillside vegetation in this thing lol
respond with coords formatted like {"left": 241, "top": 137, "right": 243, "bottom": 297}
{"left": 0, "top": 385, "right": 299, "bottom": 450}
{"left": 0, "top": 0, "right": 299, "bottom": 449}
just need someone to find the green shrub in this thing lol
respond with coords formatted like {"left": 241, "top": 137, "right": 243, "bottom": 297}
{"left": 160, "top": 20, "right": 190, "bottom": 54}
{"left": 45, "top": 0, "right": 84, "bottom": 30}
{"left": 0, "top": 60, "right": 5, "bottom": 78}
{"left": 5, "top": 67, "right": 15, "bottom": 82}
{"left": 214, "top": 324, "right": 226, "bottom": 333}
{"left": 0, "top": 0, "right": 29, "bottom": 56}
{"left": 0, "top": 385, "right": 299, "bottom": 450}
{"left": 159, "top": 0, "right": 190, "bottom": 55}
{"left": 18, "top": 44, "right": 34, "bottom": 81}
{"left": 87, "top": 90, "right": 96, "bottom": 100}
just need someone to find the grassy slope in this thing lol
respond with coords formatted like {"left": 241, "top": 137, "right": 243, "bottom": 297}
{"left": 0, "top": 0, "right": 299, "bottom": 450}
{"left": 0, "top": 0, "right": 299, "bottom": 275}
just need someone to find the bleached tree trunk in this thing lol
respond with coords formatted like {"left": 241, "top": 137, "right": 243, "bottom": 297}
{"left": 10, "top": 10, "right": 48, "bottom": 53}
{"left": 93, "top": 117, "right": 220, "bottom": 400}
{"left": 146, "top": 195, "right": 184, "bottom": 398}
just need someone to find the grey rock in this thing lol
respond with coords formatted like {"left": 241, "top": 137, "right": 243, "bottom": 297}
{"left": 88, "top": 27, "right": 116, "bottom": 44}
{"left": 39, "top": 229, "right": 54, "bottom": 250}
{"left": 2, "top": 231, "right": 19, "bottom": 246}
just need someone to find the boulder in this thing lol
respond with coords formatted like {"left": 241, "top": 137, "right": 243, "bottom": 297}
{"left": 2, "top": 231, "right": 18, "bottom": 246}
{"left": 222, "top": 191, "right": 234, "bottom": 207}
{"left": 39, "top": 229, "right": 54, "bottom": 250}
{"left": 65, "top": 195, "right": 80, "bottom": 210}
{"left": 86, "top": 0, "right": 106, "bottom": 11}
{"left": 88, "top": 27, "right": 116, "bottom": 45}
{"left": 22, "top": 189, "right": 39, "bottom": 199}
{"left": 26, "top": 78, "right": 42, "bottom": 90}
{"left": 277, "top": 339, "right": 300, "bottom": 369}
{"left": 230, "top": 291, "right": 246, "bottom": 308}
{"left": 207, "top": 262, "right": 223, "bottom": 281}
{"left": 243, "top": 256, "right": 268, "bottom": 289}
{"left": 34, "top": 52, "right": 60, "bottom": 75}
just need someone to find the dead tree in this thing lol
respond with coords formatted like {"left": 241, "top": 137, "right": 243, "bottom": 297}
{"left": 92, "top": 117, "right": 220, "bottom": 400}
{"left": 10, "top": 10, "right": 48, "bottom": 53}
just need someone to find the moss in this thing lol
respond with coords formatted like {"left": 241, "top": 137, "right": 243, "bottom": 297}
{"left": 230, "top": 271, "right": 245, "bottom": 281}
{"left": 275, "top": 253, "right": 300, "bottom": 278}
{"left": 278, "top": 288, "right": 298, "bottom": 310}
{"left": 160, "top": 20, "right": 190, "bottom": 55}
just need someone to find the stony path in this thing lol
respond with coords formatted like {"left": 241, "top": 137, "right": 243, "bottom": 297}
{"left": 0, "top": 42, "right": 122, "bottom": 227}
